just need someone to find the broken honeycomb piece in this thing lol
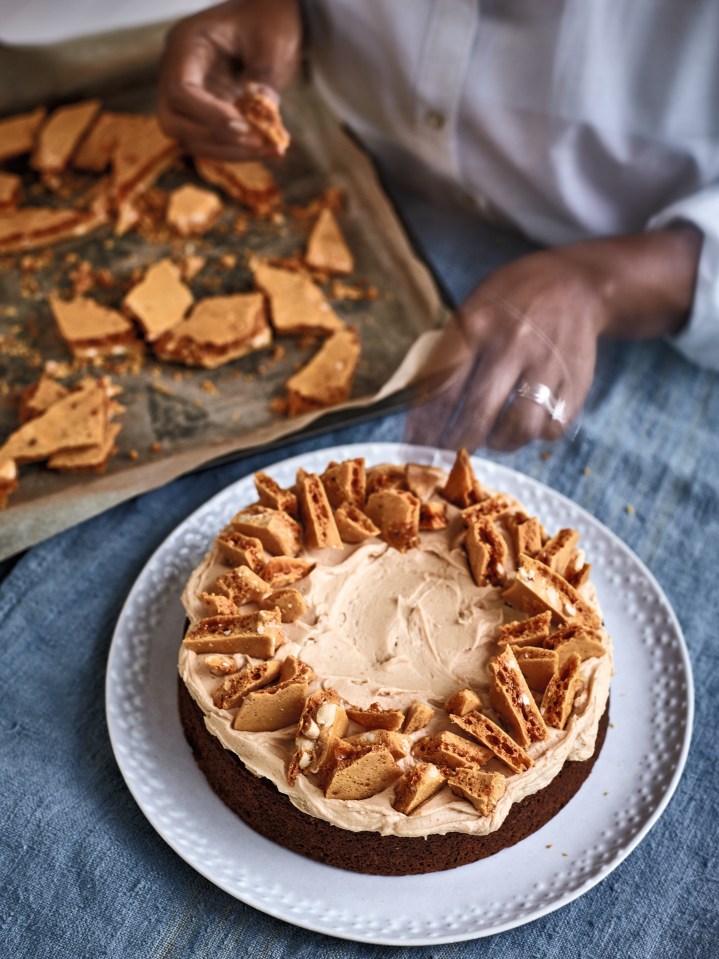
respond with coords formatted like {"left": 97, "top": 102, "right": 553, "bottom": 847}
{"left": 321, "top": 457, "right": 366, "bottom": 509}
{"left": 261, "top": 555, "right": 315, "bottom": 587}
{"left": 0, "top": 205, "right": 107, "bottom": 255}
{"left": 412, "top": 730, "right": 492, "bottom": 769}
{"left": 465, "top": 515, "right": 508, "bottom": 587}
{"left": 48, "top": 294, "right": 138, "bottom": 363}
{"left": 285, "top": 328, "right": 360, "bottom": 415}
{"left": 564, "top": 550, "right": 592, "bottom": 588}
{"left": 346, "top": 702, "right": 405, "bottom": 731}
{"left": 20, "top": 374, "right": 105, "bottom": 454}
{"left": 488, "top": 644, "right": 547, "bottom": 748}
{"left": 259, "top": 587, "right": 307, "bottom": 623}
{"left": 445, "top": 688, "right": 482, "bottom": 717}
{"left": 305, "top": 208, "right": 353, "bottom": 274}
{"left": 419, "top": 501, "right": 448, "bottom": 531}
{"left": 512, "top": 646, "right": 559, "bottom": 692}
{"left": 279, "top": 656, "right": 316, "bottom": 685}
{"left": 0, "top": 458, "right": 18, "bottom": 510}
{"left": 543, "top": 624, "right": 606, "bottom": 667}
{"left": 0, "top": 106, "right": 46, "bottom": 164}
{"left": 166, "top": 183, "right": 222, "bottom": 236}
{"left": 536, "top": 528, "right": 581, "bottom": 577}
{"left": 182, "top": 609, "right": 283, "bottom": 658}
{"left": 461, "top": 494, "right": 514, "bottom": 525}
{"left": 232, "top": 678, "right": 309, "bottom": 731}
{"left": 230, "top": 505, "right": 302, "bottom": 556}
{"left": 153, "top": 292, "right": 271, "bottom": 368}
{"left": 542, "top": 652, "right": 584, "bottom": 729}
{"left": 198, "top": 593, "right": 239, "bottom": 617}
{"left": 406, "top": 463, "right": 445, "bottom": 501}
{"left": 254, "top": 470, "right": 298, "bottom": 516}
{"left": 207, "top": 564, "right": 269, "bottom": 605}
{"left": 498, "top": 611, "right": 553, "bottom": 648}
{"left": 448, "top": 767, "right": 507, "bottom": 816}
{"left": 236, "top": 84, "right": 291, "bottom": 155}
{"left": 122, "top": 258, "right": 193, "bottom": 342}
{"left": 110, "top": 115, "right": 179, "bottom": 211}
{"left": 450, "top": 710, "right": 534, "bottom": 774}
{"left": 288, "top": 688, "right": 349, "bottom": 784}
{"left": 31, "top": 99, "right": 101, "bottom": 174}
{"left": 19, "top": 372, "right": 68, "bottom": 423}
{"left": 212, "top": 658, "right": 282, "bottom": 709}
{"left": 215, "top": 529, "right": 265, "bottom": 571}
{"left": 297, "top": 469, "right": 342, "bottom": 548}
{"left": 393, "top": 762, "right": 446, "bottom": 815}
{"left": 365, "top": 464, "right": 408, "bottom": 497}
{"left": 345, "top": 729, "right": 410, "bottom": 759}
{"left": 441, "top": 448, "right": 484, "bottom": 508}
{"left": 503, "top": 510, "right": 544, "bottom": 558}
{"left": 502, "top": 554, "right": 601, "bottom": 629}
{"left": 365, "top": 489, "right": 420, "bottom": 552}
{"left": 334, "top": 503, "right": 379, "bottom": 543}
{"left": 402, "top": 700, "right": 435, "bottom": 735}
{"left": 252, "top": 257, "right": 343, "bottom": 335}
{"left": 196, "top": 158, "right": 279, "bottom": 214}
{"left": 324, "top": 744, "right": 401, "bottom": 800}
{"left": 0, "top": 170, "right": 23, "bottom": 212}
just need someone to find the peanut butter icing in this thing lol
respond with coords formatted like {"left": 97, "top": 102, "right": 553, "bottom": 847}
{"left": 179, "top": 472, "right": 613, "bottom": 840}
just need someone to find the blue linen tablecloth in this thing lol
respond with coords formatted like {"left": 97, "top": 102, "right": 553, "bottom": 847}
{"left": 1, "top": 177, "right": 718, "bottom": 959}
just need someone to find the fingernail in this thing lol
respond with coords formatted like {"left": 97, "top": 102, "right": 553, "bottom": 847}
{"left": 228, "top": 119, "right": 249, "bottom": 133}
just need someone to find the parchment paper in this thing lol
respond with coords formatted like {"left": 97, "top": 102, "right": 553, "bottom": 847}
{"left": 0, "top": 30, "right": 445, "bottom": 560}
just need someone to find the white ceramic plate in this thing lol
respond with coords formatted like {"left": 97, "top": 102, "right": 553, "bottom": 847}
{"left": 106, "top": 442, "right": 693, "bottom": 945}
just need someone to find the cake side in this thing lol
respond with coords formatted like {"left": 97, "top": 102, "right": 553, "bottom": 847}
{"left": 179, "top": 677, "right": 610, "bottom": 875}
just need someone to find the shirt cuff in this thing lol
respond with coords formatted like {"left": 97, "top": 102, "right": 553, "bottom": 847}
{"left": 647, "top": 185, "right": 719, "bottom": 370}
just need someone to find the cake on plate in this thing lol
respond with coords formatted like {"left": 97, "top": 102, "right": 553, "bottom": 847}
{"left": 178, "top": 449, "right": 612, "bottom": 875}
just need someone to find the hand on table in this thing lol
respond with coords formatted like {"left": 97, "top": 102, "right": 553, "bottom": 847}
{"left": 406, "top": 227, "right": 702, "bottom": 452}
{"left": 158, "top": 0, "right": 301, "bottom": 159}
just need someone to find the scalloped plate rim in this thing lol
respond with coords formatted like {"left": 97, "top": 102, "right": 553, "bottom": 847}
{"left": 106, "top": 441, "right": 694, "bottom": 945}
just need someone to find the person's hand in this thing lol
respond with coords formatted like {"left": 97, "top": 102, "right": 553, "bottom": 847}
{"left": 406, "top": 226, "right": 702, "bottom": 452}
{"left": 406, "top": 250, "right": 605, "bottom": 451}
{"left": 158, "top": 0, "right": 302, "bottom": 160}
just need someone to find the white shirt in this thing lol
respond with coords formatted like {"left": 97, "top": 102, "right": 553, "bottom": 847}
{"left": 306, "top": 0, "right": 719, "bottom": 369}
{"left": 0, "top": 1, "right": 206, "bottom": 44}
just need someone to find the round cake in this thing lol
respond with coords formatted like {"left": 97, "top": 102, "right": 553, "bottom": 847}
{"left": 178, "top": 449, "right": 613, "bottom": 875}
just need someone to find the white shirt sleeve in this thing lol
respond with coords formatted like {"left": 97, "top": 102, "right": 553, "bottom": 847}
{"left": 648, "top": 185, "right": 719, "bottom": 370}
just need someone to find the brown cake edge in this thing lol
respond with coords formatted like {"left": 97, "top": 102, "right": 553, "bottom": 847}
{"left": 178, "top": 678, "right": 610, "bottom": 876}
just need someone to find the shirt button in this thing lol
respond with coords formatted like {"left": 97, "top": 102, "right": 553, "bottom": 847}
{"left": 425, "top": 109, "right": 445, "bottom": 130}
